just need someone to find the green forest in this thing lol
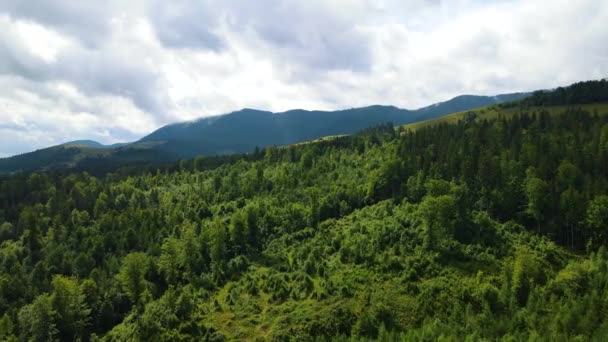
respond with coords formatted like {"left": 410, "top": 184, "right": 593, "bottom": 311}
{"left": 1, "top": 82, "right": 608, "bottom": 341}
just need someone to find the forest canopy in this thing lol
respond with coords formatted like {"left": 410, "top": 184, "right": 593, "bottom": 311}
{"left": 1, "top": 81, "right": 608, "bottom": 340}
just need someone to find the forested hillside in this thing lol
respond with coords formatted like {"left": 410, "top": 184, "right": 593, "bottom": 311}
{"left": 1, "top": 101, "right": 608, "bottom": 340}
{"left": 519, "top": 79, "right": 608, "bottom": 106}
{"left": 0, "top": 93, "right": 528, "bottom": 175}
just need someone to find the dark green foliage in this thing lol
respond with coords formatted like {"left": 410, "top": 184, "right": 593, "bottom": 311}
{"left": 586, "top": 195, "right": 608, "bottom": 249}
{"left": 519, "top": 78, "right": 608, "bottom": 107}
{"left": 1, "top": 101, "right": 608, "bottom": 340}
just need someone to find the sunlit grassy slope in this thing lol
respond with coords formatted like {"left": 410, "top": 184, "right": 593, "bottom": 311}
{"left": 401, "top": 103, "right": 608, "bottom": 131}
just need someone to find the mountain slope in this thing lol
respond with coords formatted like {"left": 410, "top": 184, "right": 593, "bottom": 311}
{"left": 0, "top": 92, "right": 528, "bottom": 174}
{"left": 137, "top": 93, "right": 529, "bottom": 158}
{"left": 413, "top": 93, "right": 529, "bottom": 121}
{"left": 403, "top": 103, "right": 608, "bottom": 132}
{"left": 137, "top": 105, "right": 414, "bottom": 157}
{"left": 62, "top": 140, "right": 129, "bottom": 149}
{"left": 2, "top": 93, "right": 608, "bottom": 340}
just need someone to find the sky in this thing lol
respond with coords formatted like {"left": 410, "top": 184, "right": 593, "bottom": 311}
{"left": 0, "top": 0, "right": 607, "bottom": 157}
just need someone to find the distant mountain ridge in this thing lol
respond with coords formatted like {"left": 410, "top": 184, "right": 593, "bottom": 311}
{"left": 0, "top": 92, "right": 529, "bottom": 174}
{"left": 136, "top": 105, "right": 411, "bottom": 157}
{"left": 62, "top": 140, "right": 129, "bottom": 149}
{"left": 413, "top": 94, "right": 528, "bottom": 121}
{"left": 135, "top": 93, "right": 528, "bottom": 158}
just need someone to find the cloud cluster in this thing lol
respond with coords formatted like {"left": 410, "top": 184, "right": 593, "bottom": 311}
{"left": 0, "top": 0, "right": 607, "bottom": 156}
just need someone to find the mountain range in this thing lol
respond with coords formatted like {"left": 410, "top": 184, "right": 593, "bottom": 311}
{"left": 61, "top": 140, "right": 129, "bottom": 149}
{"left": 0, "top": 92, "right": 529, "bottom": 174}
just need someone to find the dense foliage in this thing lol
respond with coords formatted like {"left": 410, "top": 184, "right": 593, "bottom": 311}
{"left": 1, "top": 106, "right": 608, "bottom": 341}
{"left": 518, "top": 79, "right": 608, "bottom": 107}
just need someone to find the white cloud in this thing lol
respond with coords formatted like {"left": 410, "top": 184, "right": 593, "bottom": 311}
{"left": 0, "top": 0, "right": 607, "bottom": 156}
{"left": 11, "top": 20, "right": 71, "bottom": 62}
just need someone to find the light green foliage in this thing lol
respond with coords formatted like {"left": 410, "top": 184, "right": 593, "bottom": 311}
{"left": 18, "top": 294, "right": 58, "bottom": 342}
{"left": 424, "top": 179, "right": 453, "bottom": 197}
{"left": 158, "top": 238, "right": 181, "bottom": 285}
{"left": 556, "top": 160, "right": 580, "bottom": 192}
{"left": 50, "top": 275, "right": 91, "bottom": 340}
{"left": 0, "top": 313, "right": 17, "bottom": 341}
{"left": 511, "top": 247, "right": 547, "bottom": 306}
{"left": 209, "top": 217, "right": 228, "bottom": 282}
{"left": 1, "top": 106, "right": 608, "bottom": 340}
{"left": 419, "top": 194, "right": 457, "bottom": 251}
{"left": 116, "top": 252, "right": 152, "bottom": 307}
{"left": 524, "top": 168, "right": 548, "bottom": 232}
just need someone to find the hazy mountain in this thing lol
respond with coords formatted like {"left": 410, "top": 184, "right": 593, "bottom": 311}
{"left": 0, "top": 92, "right": 529, "bottom": 174}
{"left": 62, "top": 140, "right": 129, "bottom": 149}
{"left": 136, "top": 93, "right": 529, "bottom": 158}
{"left": 413, "top": 93, "right": 529, "bottom": 121}
{"left": 136, "top": 105, "right": 412, "bottom": 158}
